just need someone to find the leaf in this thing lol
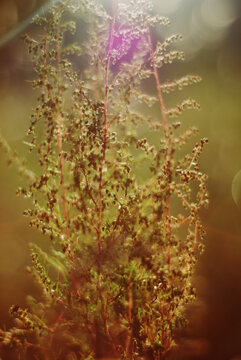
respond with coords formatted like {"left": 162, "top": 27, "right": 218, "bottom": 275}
{"left": 23, "top": 141, "right": 35, "bottom": 148}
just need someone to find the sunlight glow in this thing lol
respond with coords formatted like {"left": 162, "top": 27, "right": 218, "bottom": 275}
{"left": 154, "top": 0, "right": 182, "bottom": 14}
{"left": 201, "top": 0, "right": 237, "bottom": 29}
{"left": 155, "top": 0, "right": 238, "bottom": 58}
{"left": 0, "top": 0, "right": 61, "bottom": 48}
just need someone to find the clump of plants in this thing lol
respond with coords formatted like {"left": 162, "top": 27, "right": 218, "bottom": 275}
{"left": 0, "top": 0, "right": 208, "bottom": 359}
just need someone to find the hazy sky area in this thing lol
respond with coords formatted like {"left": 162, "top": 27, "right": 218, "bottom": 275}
{"left": 0, "top": 0, "right": 240, "bottom": 53}
{"left": 155, "top": 0, "right": 240, "bottom": 57}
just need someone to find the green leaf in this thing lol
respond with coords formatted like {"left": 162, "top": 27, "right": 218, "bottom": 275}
{"left": 29, "top": 243, "right": 67, "bottom": 279}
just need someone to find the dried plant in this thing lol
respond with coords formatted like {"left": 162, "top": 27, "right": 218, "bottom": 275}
{"left": 0, "top": 0, "right": 208, "bottom": 359}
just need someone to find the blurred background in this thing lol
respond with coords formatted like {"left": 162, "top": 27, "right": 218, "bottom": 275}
{"left": 0, "top": 0, "right": 240, "bottom": 359}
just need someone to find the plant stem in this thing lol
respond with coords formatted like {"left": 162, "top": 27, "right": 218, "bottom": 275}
{"left": 96, "top": 1, "right": 119, "bottom": 355}
{"left": 97, "top": 0, "right": 118, "bottom": 256}
{"left": 48, "top": 310, "right": 64, "bottom": 350}
{"left": 147, "top": 29, "right": 172, "bottom": 267}
{"left": 56, "top": 21, "right": 70, "bottom": 242}
{"left": 125, "top": 255, "right": 134, "bottom": 357}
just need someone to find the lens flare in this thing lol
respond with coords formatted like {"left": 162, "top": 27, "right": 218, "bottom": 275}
{"left": 0, "top": 0, "right": 62, "bottom": 49}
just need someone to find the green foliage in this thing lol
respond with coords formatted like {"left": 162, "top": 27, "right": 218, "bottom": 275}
{"left": 0, "top": 0, "right": 208, "bottom": 359}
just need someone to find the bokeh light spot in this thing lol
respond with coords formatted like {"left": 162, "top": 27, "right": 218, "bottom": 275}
{"left": 201, "top": 0, "right": 237, "bottom": 29}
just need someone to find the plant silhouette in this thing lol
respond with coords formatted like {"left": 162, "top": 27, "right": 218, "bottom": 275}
{"left": 0, "top": 0, "right": 208, "bottom": 359}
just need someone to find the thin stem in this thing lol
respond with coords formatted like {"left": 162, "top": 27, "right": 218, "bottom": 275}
{"left": 0, "top": 134, "right": 35, "bottom": 181}
{"left": 82, "top": 166, "right": 98, "bottom": 207}
{"left": 172, "top": 215, "right": 191, "bottom": 229}
{"left": 147, "top": 29, "right": 172, "bottom": 266}
{"left": 125, "top": 254, "right": 134, "bottom": 357}
{"left": 174, "top": 188, "right": 192, "bottom": 210}
{"left": 147, "top": 31, "right": 168, "bottom": 140}
{"left": 56, "top": 127, "right": 70, "bottom": 239}
{"left": 193, "top": 221, "right": 199, "bottom": 252}
{"left": 48, "top": 310, "right": 65, "bottom": 349}
{"left": 43, "top": 30, "right": 51, "bottom": 99}
{"left": 97, "top": 1, "right": 117, "bottom": 255}
{"left": 96, "top": 0, "right": 119, "bottom": 355}
{"left": 55, "top": 21, "right": 70, "bottom": 241}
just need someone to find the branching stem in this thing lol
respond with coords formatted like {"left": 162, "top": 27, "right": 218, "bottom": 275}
{"left": 125, "top": 254, "right": 134, "bottom": 357}
{"left": 147, "top": 29, "right": 172, "bottom": 267}
{"left": 55, "top": 21, "right": 70, "bottom": 241}
{"left": 96, "top": 0, "right": 119, "bottom": 355}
